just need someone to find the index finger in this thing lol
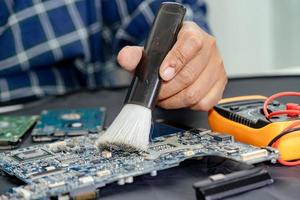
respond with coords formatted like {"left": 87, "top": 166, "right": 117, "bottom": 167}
{"left": 159, "top": 22, "right": 204, "bottom": 81}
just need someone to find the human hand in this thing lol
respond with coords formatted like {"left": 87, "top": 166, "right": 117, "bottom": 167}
{"left": 118, "top": 21, "right": 227, "bottom": 111}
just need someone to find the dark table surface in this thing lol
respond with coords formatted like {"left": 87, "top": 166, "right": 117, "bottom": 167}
{"left": 1, "top": 76, "right": 300, "bottom": 200}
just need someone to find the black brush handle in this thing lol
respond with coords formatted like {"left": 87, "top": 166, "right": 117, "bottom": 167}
{"left": 125, "top": 2, "right": 186, "bottom": 109}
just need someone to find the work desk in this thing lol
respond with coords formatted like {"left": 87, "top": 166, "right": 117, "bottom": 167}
{"left": 1, "top": 76, "right": 300, "bottom": 200}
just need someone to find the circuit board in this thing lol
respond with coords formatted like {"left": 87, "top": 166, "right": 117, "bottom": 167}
{"left": 0, "top": 129, "right": 278, "bottom": 200}
{"left": 0, "top": 115, "right": 38, "bottom": 149}
{"left": 32, "top": 107, "right": 106, "bottom": 142}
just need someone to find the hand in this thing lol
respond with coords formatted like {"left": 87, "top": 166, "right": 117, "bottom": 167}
{"left": 118, "top": 21, "right": 227, "bottom": 111}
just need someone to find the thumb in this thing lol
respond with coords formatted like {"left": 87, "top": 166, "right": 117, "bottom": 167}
{"left": 117, "top": 46, "right": 143, "bottom": 71}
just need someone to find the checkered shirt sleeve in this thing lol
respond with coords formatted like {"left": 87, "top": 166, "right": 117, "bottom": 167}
{"left": 0, "top": 0, "right": 209, "bottom": 103}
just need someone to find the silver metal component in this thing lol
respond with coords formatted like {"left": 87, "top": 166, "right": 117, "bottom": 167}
{"left": 125, "top": 176, "right": 133, "bottom": 183}
{"left": 118, "top": 178, "right": 125, "bottom": 185}
{"left": 61, "top": 113, "right": 81, "bottom": 120}
{"left": 150, "top": 171, "right": 157, "bottom": 177}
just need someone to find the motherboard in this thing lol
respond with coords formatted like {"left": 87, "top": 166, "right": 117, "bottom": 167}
{"left": 0, "top": 129, "right": 278, "bottom": 200}
{"left": 32, "top": 107, "right": 106, "bottom": 142}
{"left": 0, "top": 115, "right": 38, "bottom": 149}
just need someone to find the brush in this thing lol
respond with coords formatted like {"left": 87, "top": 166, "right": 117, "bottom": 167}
{"left": 96, "top": 2, "right": 186, "bottom": 151}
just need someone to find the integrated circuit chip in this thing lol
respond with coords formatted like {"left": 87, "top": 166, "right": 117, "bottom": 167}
{"left": 0, "top": 127, "right": 279, "bottom": 200}
{"left": 0, "top": 115, "right": 38, "bottom": 149}
{"left": 31, "top": 107, "right": 106, "bottom": 142}
{"left": 12, "top": 149, "right": 52, "bottom": 162}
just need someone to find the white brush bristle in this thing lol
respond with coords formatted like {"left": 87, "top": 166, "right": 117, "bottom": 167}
{"left": 96, "top": 104, "right": 152, "bottom": 151}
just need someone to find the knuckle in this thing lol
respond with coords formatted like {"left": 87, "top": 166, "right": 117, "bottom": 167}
{"left": 185, "top": 89, "right": 200, "bottom": 105}
{"left": 216, "top": 58, "right": 224, "bottom": 70}
{"left": 181, "top": 22, "right": 202, "bottom": 36}
{"left": 208, "top": 36, "right": 217, "bottom": 49}
{"left": 218, "top": 58, "right": 224, "bottom": 68}
{"left": 189, "top": 35, "right": 203, "bottom": 51}
{"left": 197, "top": 100, "right": 213, "bottom": 112}
{"left": 172, "top": 48, "right": 186, "bottom": 67}
{"left": 183, "top": 21, "right": 199, "bottom": 30}
{"left": 178, "top": 67, "right": 195, "bottom": 87}
{"left": 181, "top": 29, "right": 196, "bottom": 37}
{"left": 117, "top": 49, "right": 124, "bottom": 63}
{"left": 224, "top": 76, "right": 228, "bottom": 85}
{"left": 185, "top": 21, "right": 197, "bottom": 26}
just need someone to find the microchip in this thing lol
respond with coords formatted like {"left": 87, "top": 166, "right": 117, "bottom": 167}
{"left": 149, "top": 144, "right": 176, "bottom": 152}
{"left": 209, "top": 132, "right": 233, "bottom": 142}
{"left": 31, "top": 107, "right": 106, "bottom": 142}
{"left": 0, "top": 115, "right": 38, "bottom": 149}
{"left": 12, "top": 149, "right": 52, "bottom": 161}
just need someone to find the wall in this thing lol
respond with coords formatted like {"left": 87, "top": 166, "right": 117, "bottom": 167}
{"left": 272, "top": 1, "right": 300, "bottom": 69}
{"left": 206, "top": 0, "right": 300, "bottom": 77}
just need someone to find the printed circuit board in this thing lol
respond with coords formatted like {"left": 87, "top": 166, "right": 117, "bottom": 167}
{"left": 0, "top": 128, "right": 278, "bottom": 199}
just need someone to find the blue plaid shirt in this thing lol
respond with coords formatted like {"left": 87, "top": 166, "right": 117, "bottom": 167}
{"left": 0, "top": 0, "right": 209, "bottom": 103}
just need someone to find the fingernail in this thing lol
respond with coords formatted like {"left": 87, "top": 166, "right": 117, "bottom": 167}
{"left": 162, "top": 67, "right": 175, "bottom": 81}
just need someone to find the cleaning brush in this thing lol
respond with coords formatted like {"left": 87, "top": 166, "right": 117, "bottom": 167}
{"left": 96, "top": 2, "right": 186, "bottom": 151}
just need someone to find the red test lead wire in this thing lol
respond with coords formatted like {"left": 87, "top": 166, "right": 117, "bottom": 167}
{"left": 263, "top": 92, "right": 300, "bottom": 166}
{"left": 263, "top": 92, "right": 300, "bottom": 118}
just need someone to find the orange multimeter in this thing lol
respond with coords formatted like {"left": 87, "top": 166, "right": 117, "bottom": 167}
{"left": 208, "top": 95, "right": 300, "bottom": 163}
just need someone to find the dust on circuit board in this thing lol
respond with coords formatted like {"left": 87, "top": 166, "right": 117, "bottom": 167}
{"left": 0, "top": 128, "right": 278, "bottom": 200}
{"left": 31, "top": 107, "right": 106, "bottom": 142}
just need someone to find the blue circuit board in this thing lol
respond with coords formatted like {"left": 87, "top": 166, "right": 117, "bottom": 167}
{"left": 32, "top": 107, "right": 106, "bottom": 142}
{"left": 0, "top": 128, "right": 278, "bottom": 200}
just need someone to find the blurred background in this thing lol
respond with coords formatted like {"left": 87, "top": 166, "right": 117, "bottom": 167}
{"left": 206, "top": 0, "right": 300, "bottom": 77}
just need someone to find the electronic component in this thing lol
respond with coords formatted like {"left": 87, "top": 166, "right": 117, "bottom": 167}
{"left": 193, "top": 156, "right": 274, "bottom": 200}
{"left": 32, "top": 107, "right": 105, "bottom": 142}
{"left": 0, "top": 128, "right": 278, "bottom": 199}
{"left": 101, "top": 150, "right": 112, "bottom": 158}
{"left": 240, "top": 149, "right": 268, "bottom": 162}
{"left": 208, "top": 132, "right": 233, "bottom": 142}
{"left": 0, "top": 115, "right": 37, "bottom": 149}
{"left": 208, "top": 95, "right": 300, "bottom": 161}
{"left": 150, "top": 121, "right": 184, "bottom": 139}
{"left": 194, "top": 167, "right": 273, "bottom": 200}
{"left": 12, "top": 149, "right": 52, "bottom": 161}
